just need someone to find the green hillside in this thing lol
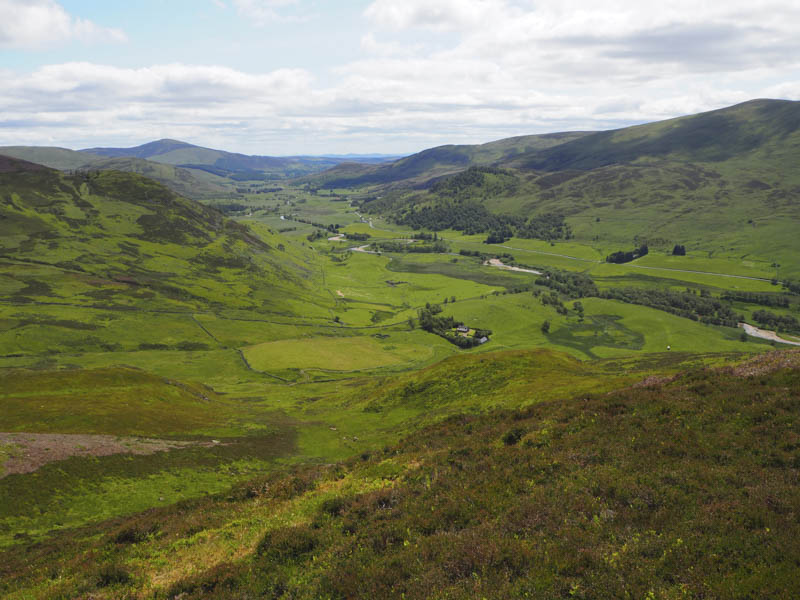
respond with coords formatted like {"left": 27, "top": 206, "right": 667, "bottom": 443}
{"left": 0, "top": 147, "right": 237, "bottom": 200}
{"left": 79, "top": 157, "right": 230, "bottom": 199}
{"left": 310, "top": 131, "right": 591, "bottom": 188}
{"left": 81, "top": 139, "right": 381, "bottom": 179}
{"left": 0, "top": 146, "right": 105, "bottom": 170}
{"left": 515, "top": 98, "right": 800, "bottom": 171}
{"left": 349, "top": 99, "right": 800, "bottom": 278}
{"left": 3, "top": 350, "right": 799, "bottom": 598}
{"left": 0, "top": 157, "right": 323, "bottom": 317}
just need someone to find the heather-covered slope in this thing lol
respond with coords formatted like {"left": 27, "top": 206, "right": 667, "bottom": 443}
{"left": 0, "top": 157, "right": 324, "bottom": 315}
{"left": 2, "top": 350, "right": 798, "bottom": 598}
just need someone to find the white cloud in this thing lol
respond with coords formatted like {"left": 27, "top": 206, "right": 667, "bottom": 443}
{"left": 364, "top": 0, "right": 508, "bottom": 32}
{"left": 230, "top": 0, "right": 302, "bottom": 24}
{"left": 0, "top": 0, "right": 126, "bottom": 49}
{"left": 2, "top": 1, "right": 800, "bottom": 153}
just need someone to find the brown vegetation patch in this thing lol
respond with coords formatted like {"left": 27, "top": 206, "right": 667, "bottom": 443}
{"left": 729, "top": 349, "right": 800, "bottom": 377}
{"left": 0, "top": 156, "right": 52, "bottom": 174}
{"left": 0, "top": 432, "right": 218, "bottom": 478}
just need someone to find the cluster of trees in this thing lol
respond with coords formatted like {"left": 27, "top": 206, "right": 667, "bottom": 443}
{"left": 600, "top": 287, "right": 742, "bottom": 327}
{"left": 535, "top": 290, "right": 569, "bottom": 315}
{"left": 525, "top": 265, "right": 798, "bottom": 332}
{"left": 429, "top": 166, "right": 516, "bottom": 198}
{"left": 535, "top": 269, "right": 598, "bottom": 299}
{"left": 446, "top": 329, "right": 492, "bottom": 348}
{"left": 307, "top": 230, "right": 327, "bottom": 242}
{"left": 373, "top": 241, "right": 450, "bottom": 254}
{"left": 398, "top": 200, "right": 514, "bottom": 235}
{"left": 214, "top": 202, "right": 250, "bottom": 214}
{"left": 347, "top": 232, "right": 371, "bottom": 242}
{"left": 516, "top": 213, "right": 572, "bottom": 241}
{"left": 482, "top": 214, "right": 572, "bottom": 244}
{"left": 459, "top": 249, "right": 484, "bottom": 258}
{"left": 412, "top": 231, "right": 439, "bottom": 241}
{"left": 484, "top": 225, "right": 514, "bottom": 244}
{"left": 783, "top": 280, "right": 800, "bottom": 295}
{"left": 294, "top": 217, "right": 340, "bottom": 232}
{"left": 672, "top": 244, "right": 687, "bottom": 256}
{"left": 721, "top": 291, "right": 791, "bottom": 308}
{"left": 417, "top": 303, "right": 491, "bottom": 348}
{"left": 752, "top": 310, "right": 800, "bottom": 333}
{"left": 417, "top": 303, "right": 456, "bottom": 334}
{"left": 606, "top": 244, "right": 649, "bottom": 264}
{"left": 397, "top": 198, "right": 570, "bottom": 243}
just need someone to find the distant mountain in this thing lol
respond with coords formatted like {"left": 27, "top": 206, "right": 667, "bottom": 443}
{"left": 0, "top": 146, "right": 232, "bottom": 200}
{"left": 75, "top": 156, "right": 230, "bottom": 199}
{"left": 0, "top": 146, "right": 104, "bottom": 171}
{"left": 0, "top": 154, "right": 52, "bottom": 174}
{"left": 347, "top": 99, "right": 800, "bottom": 276}
{"left": 512, "top": 98, "right": 800, "bottom": 171}
{"left": 79, "top": 139, "right": 400, "bottom": 179}
{"left": 312, "top": 99, "right": 800, "bottom": 189}
{"left": 80, "top": 139, "right": 195, "bottom": 160}
{"left": 305, "top": 131, "right": 592, "bottom": 188}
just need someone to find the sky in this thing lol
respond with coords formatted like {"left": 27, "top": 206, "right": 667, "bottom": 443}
{"left": 1, "top": 0, "right": 799, "bottom": 156}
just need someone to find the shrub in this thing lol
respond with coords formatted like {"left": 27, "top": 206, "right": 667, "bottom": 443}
{"left": 95, "top": 564, "right": 132, "bottom": 588}
{"left": 255, "top": 525, "right": 317, "bottom": 563}
{"left": 502, "top": 428, "right": 525, "bottom": 446}
{"left": 112, "top": 523, "right": 158, "bottom": 545}
{"left": 319, "top": 496, "right": 348, "bottom": 517}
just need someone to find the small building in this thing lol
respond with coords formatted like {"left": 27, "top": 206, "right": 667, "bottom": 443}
{"left": 456, "top": 326, "right": 470, "bottom": 333}
{"left": 478, "top": 336, "right": 489, "bottom": 344}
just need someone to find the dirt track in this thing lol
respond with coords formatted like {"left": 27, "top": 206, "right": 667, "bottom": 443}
{"left": 0, "top": 433, "right": 217, "bottom": 478}
{"left": 740, "top": 323, "right": 800, "bottom": 346}
{"left": 485, "top": 258, "right": 542, "bottom": 275}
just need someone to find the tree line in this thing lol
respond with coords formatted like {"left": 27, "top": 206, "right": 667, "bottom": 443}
{"left": 599, "top": 287, "right": 741, "bottom": 327}
{"left": 752, "top": 310, "right": 800, "bottom": 333}
{"left": 606, "top": 244, "right": 649, "bottom": 264}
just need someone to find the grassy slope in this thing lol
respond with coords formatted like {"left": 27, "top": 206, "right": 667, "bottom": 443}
{"left": 81, "top": 139, "right": 347, "bottom": 178}
{"left": 0, "top": 147, "right": 236, "bottom": 200}
{"left": 0, "top": 147, "right": 105, "bottom": 170}
{"left": 77, "top": 157, "right": 230, "bottom": 199}
{"left": 357, "top": 99, "right": 800, "bottom": 277}
{"left": 0, "top": 344, "right": 715, "bottom": 550}
{"left": 514, "top": 98, "right": 800, "bottom": 170}
{"left": 3, "top": 350, "right": 798, "bottom": 598}
{"left": 0, "top": 160, "right": 325, "bottom": 317}
{"left": 308, "top": 131, "right": 592, "bottom": 188}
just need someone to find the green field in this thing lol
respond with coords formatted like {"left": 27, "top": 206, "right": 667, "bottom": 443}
{"left": 243, "top": 332, "right": 451, "bottom": 374}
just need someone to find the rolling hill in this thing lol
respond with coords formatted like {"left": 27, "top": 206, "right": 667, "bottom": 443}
{"left": 0, "top": 146, "right": 234, "bottom": 200}
{"left": 0, "top": 146, "right": 105, "bottom": 171}
{"left": 344, "top": 99, "right": 800, "bottom": 277}
{"left": 81, "top": 139, "right": 401, "bottom": 180}
{"left": 309, "top": 131, "right": 591, "bottom": 189}
{"left": 0, "top": 156, "right": 324, "bottom": 316}
{"left": 3, "top": 349, "right": 799, "bottom": 598}
{"left": 513, "top": 98, "right": 800, "bottom": 171}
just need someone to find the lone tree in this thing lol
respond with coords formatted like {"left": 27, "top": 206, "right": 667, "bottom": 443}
{"left": 541, "top": 320, "right": 551, "bottom": 334}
